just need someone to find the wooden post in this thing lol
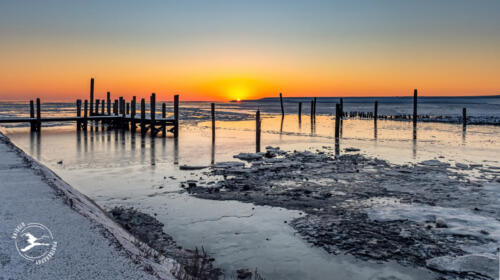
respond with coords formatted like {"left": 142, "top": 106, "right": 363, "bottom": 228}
{"left": 140, "top": 98, "right": 146, "bottom": 135}
{"left": 462, "top": 107, "right": 467, "bottom": 128}
{"left": 413, "top": 89, "right": 418, "bottom": 127}
{"left": 161, "top": 103, "right": 166, "bottom": 137}
{"left": 101, "top": 99, "right": 105, "bottom": 115}
{"left": 83, "top": 100, "right": 88, "bottom": 131}
{"left": 126, "top": 102, "right": 130, "bottom": 116}
{"left": 113, "top": 100, "right": 118, "bottom": 116}
{"left": 173, "top": 95, "right": 179, "bottom": 138}
{"left": 36, "top": 98, "right": 41, "bottom": 131}
{"left": 131, "top": 96, "right": 137, "bottom": 132}
{"left": 340, "top": 98, "right": 344, "bottom": 118}
{"left": 95, "top": 100, "right": 100, "bottom": 116}
{"left": 211, "top": 103, "right": 215, "bottom": 139}
{"left": 150, "top": 93, "right": 156, "bottom": 136}
{"left": 256, "top": 109, "right": 261, "bottom": 153}
{"left": 335, "top": 103, "right": 340, "bottom": 140}
{"left": 310, "top": 100, "right": 314, "bottom": 125}
{"left": 90, "top": 78, "right": 94, "bottom": 116}
{"left": 30, "top": 100, "right": 35, "bottom": 131}
{"left": 313, "top": 97, "right": 317, "bottom": 122}
{"left": 298, "top": 102, "right": 302, "bottom": 123}
{"left": 76, "top": 100, "right": 82, "bottom": 130}
{"left": 374, "top": 101, "right": 378, "bottom": 123}
{"left": 279, "top": 92, "right": 284, "bottom": 117}
{"left": 119, "top": 97, "right": 124, "bottom": 116}
{"left": 107, "top": 92, "right": 111, "bottom": 115}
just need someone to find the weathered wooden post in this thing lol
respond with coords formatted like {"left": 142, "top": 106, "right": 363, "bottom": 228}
{"left": 83, "top": 100, "right": 88, "bottom": 131}
{"left": 211, "top": 103, "right": 215, "bottom": 139}
{"left": 298, "top": 102, "right": 302, "bottom": 123}
{"left": 107, "top": 92, "right": 111, "bottom": 115}
{"left": 161, "top": 103, "right": 166, "bottom": 137}
{"left": 126, "top": 102, "right": 130, "bottom": 116}
{"left": 35, "top": 98, "right": 41, "bottom": 131}
{"left": 313, "top": 97, "right": 317, "bottom": 122}
{"left": 462, "top": 107, "right": 467, "bottom": 128}
{"left": 131, "top": 96, "right": 137, "bottom": 132}
{"left": 340, "top": 98, "right": 344, "bottom": 118}
{"left": 413, "top": 89, "right": 418, "bottom": 127}
{"left": 335, "top": 103, "right": 340, "bottom": 140}
{"left": 150, "top": 93, "right": 156, "bottom": 136}
{"left": 173, "top": 95, "right": 179, "bottom": 138}
{"left": 279, "top": 92, "right": 284, "bottom": 117}
{"left": 113, "top": 100, "right": 118, "bottom": 116}
{"left": 140, "top": 98, "right": 146, "bottom": 135}
{"left": 76, "top": 99, "right": 82, "bottom": 130}
{"left": 30, "top": 100, "right": 35, "bottom": 131}
{"left": 310, "top": 100, "right": 314, "bottom": 126}
{"left": 374, "top": 101, "right": 378, "bottom": 124}
{"left": 95, "top": 99, "right": 100, "bottom": 116}
{"left": 90, "top": 78, "right": 94, "bottom": 116}
{"left": 256, "top": 109, "right": 261, "bottom": 153}
{"left": 101, "top": 99, "right": 105, "bottom": 115}
{"left": 119, "top": 97, "right": 124, "bottom": 116}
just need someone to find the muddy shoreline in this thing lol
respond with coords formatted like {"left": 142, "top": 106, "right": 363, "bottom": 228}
{"left": 183, "top": 147, "right": 500, "bottom": 279}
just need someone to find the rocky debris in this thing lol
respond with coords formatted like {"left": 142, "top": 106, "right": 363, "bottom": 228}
{"left": 109, "top": 207, "right": 222, "bottom": 280}
{"left": 344, "top": 147, "right": 360, "bottom": 152}
{"left": 234, "top": 153, "right": 264, "bottom": 161}
{"left": 180, "top": 165, "right": 209, "bottom": 170}
{"left": 426, "top": 254, "right": 498, "bottom": 279}
{"left": 182, "top": 147, "right": 500, "bottom": 279}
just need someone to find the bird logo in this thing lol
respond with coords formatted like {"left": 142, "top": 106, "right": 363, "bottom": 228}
{"left": 12, "top": 222, "right": 57, "bottom": 264}
{"left": 20, "top": 233, "right": 50, "bottom": 252}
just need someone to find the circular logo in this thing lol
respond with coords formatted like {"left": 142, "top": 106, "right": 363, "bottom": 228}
{"left": 12, "top": 222, "right": 57, "bottom": 264}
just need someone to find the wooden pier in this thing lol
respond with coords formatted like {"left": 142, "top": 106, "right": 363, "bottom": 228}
{"left": 0, "top": 78, "right": 179, "bottom": 137}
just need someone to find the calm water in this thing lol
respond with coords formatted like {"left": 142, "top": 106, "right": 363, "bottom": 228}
{"left": 2, "top": 100, "right": 500, "bottom": 279}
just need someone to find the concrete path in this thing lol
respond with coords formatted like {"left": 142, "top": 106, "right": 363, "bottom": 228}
{"left": 0, "top": 133, "right": 177, "bottom": 279}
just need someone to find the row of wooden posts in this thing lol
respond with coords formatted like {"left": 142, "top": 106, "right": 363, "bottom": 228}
{"left": 251, "top": 89, "right": 469, "bottom": 152}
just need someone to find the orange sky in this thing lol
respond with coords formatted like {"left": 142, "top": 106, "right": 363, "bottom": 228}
{"left": 0, "top": 1, "right": 498, "bottom": 101}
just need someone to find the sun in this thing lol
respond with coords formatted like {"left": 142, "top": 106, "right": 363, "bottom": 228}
{"left": 227, "top": 85, "right": 250, "bottom": 101}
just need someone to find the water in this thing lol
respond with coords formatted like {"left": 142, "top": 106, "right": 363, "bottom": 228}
{"left": 2, "top": 99, "right": 500, "bottom": 279}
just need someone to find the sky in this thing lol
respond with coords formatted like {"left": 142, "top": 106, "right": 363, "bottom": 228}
{"left": 0, "top": 0, "right": 499, "bottom": 101}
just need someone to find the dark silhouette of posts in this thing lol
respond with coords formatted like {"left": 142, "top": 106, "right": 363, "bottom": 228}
{"left": 113, "top": 100, "right": 118, "bottom": 116}
{"left": 131, "top": 97, "right": 136, "bottom": 132}
{"left": 36, "top": 98, "right": 41, "bottom": 131}
{"left": 101, "top": 99, "right": 105, "bottom": 115}
{"left": 119, "top": 97, "right": 124, "bottom": 117}
{"left": 173, "top": 95, "right": 179, "bottom": 138}
{"left": 313, "top": 97, "right": 317, "bottom": 123}
{"left": 211, "top": 103, "right": 215, "bottom": 139}
{"left": 95, "top": 100, "right": 100, "bottom": 116}
{"left": 107, "top": 92, "right": 111, "bottom": 115}
{"left": 335, "top": 103, "right": 340, "bottom": 140}
{"left": 462, "top": 108, "right": 467, "bottom": 128}
{"left": 256, "top": 109, "right": 261, "bottom": 153}
{"left": 90, "top": 78, "right": 94, "bottom": 116}
{"left": 76, "top": 100, "right": 82, "bottom": 130}
{"left": 279, "top": 93, "right": 284, "bottom": 117}
{"left": 126, "top": 103, "right": 130, "bottom": 116}
{"left": 298, "top": 102, "right": 302, "bottom": 123}
{"left": 83, "top": 100, "right": 88, "bottom": 131}
{"left": 162, "top": 103, "right": 166, "bottom": 137}
{"left": 140, "top": 98, "right": 146, "bottom": 135}
{"left": 374, "top": 101, "right": 378, "bottom": 124}
{"left": 413, "top": 89, "right": 418, "bottom": 127}
{"left": 30, "top": 100, "right": 35, "bottom": 131}
{"left": 150, "top": 93, "right": 156, "bottom": 136}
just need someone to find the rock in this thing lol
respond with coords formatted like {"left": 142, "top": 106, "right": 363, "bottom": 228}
{"left": 234, "top": 153, "right": 263, "bottom": 161}
{"left": 455, "top": 163, "right": 469, "bottom": 169}
{"left": 236, "top": 268, "right": 252, "bottom": 279}
{"left": 179, "top": 165, "right": 208, "bottom": 170}
{"left": 435, "top": 218, "right": 448, "bottom": 228}
{"left": 57, "top": 160, "right": 63, "bottom": 164}
{"left": 344, "top": 147, "right": 360, "bottom": 152}
{"left": 426, "top": 254, "right": 498, "bottom": 279}
{"left": 419, "top": 160, "right": 450, "bottom": 167}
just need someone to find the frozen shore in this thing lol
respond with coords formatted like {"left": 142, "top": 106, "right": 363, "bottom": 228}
{"left": 0, "top": 132, "right": 183, "bottom": 279}
{"left": 184, "top": 147, "right": 500, "bottom": 279}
